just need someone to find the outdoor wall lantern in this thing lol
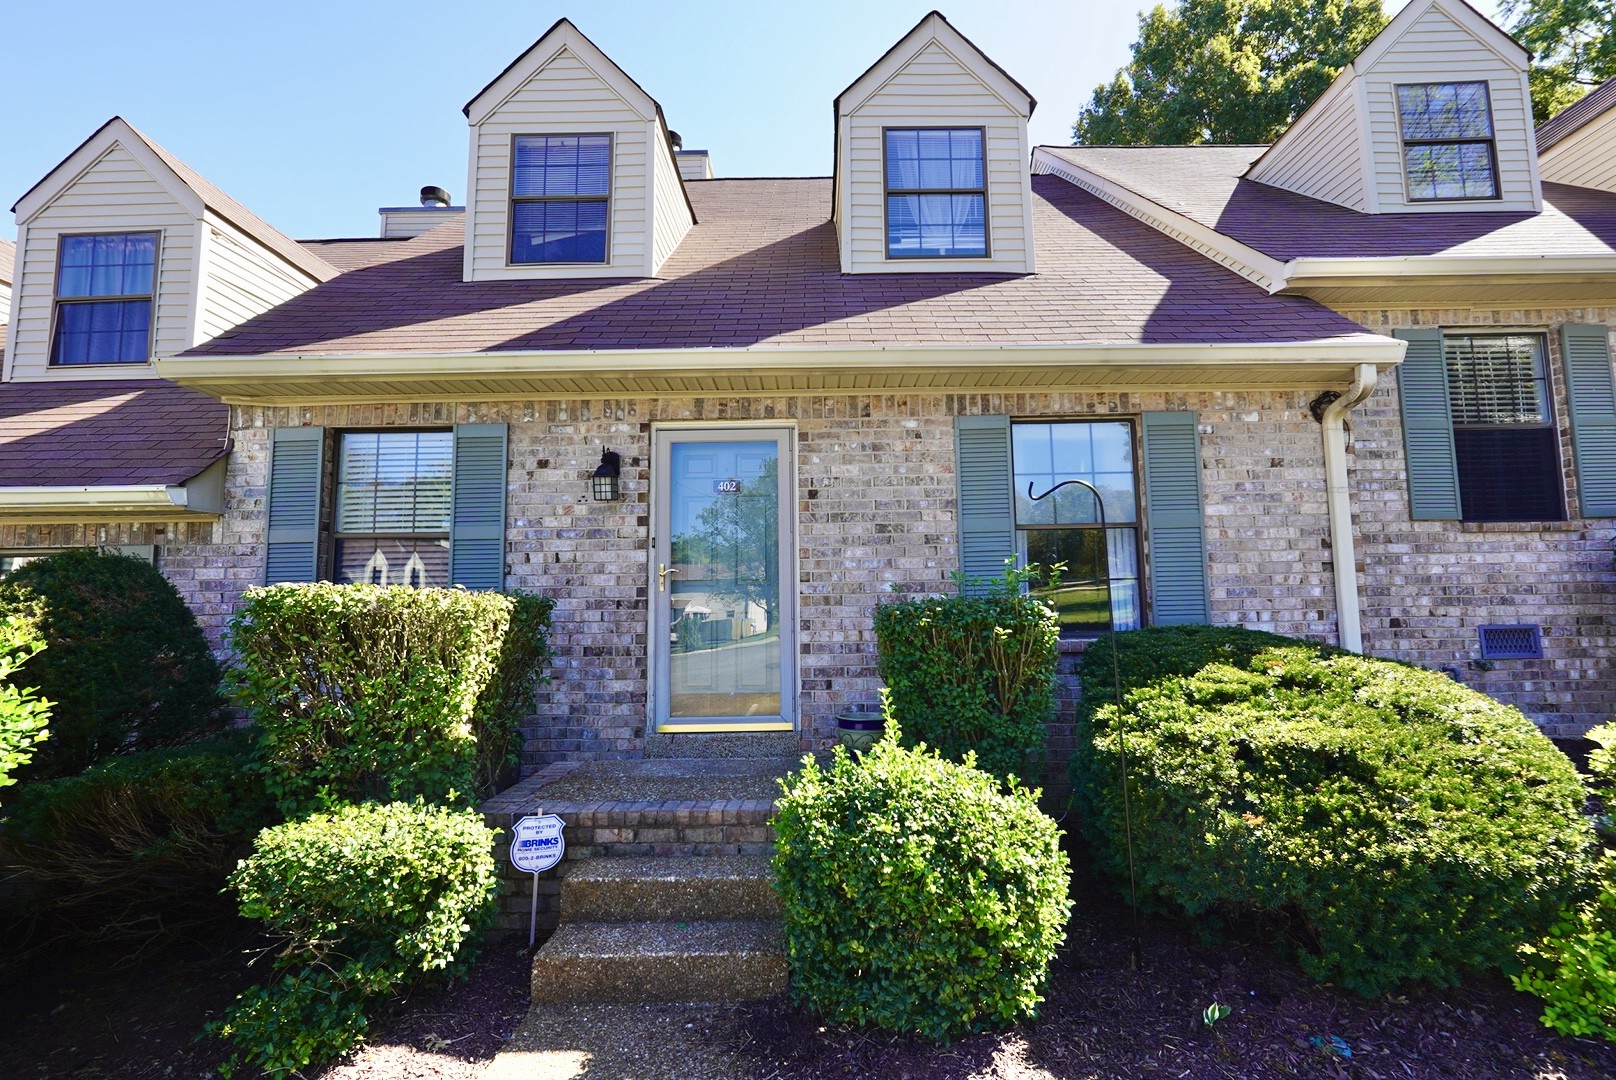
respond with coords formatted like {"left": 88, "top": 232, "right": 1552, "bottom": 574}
{"left": 591, "top": 449, "right": 622, "bottom": 501}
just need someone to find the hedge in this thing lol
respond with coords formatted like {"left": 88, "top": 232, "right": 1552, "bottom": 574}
{"left": 1071, "top": 625, "right": 1593, "bottom": 996}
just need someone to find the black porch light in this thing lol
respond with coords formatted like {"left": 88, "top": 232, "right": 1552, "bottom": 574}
{"left": 591, "top": 449, "right": 622, "bottom": 501}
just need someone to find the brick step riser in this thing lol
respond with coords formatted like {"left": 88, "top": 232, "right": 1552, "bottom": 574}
{"left": 530, "top": 950, "right": 788, "bottom": 1004}
{"left": 561, "top": 876, "right": 782, "bottom": 924}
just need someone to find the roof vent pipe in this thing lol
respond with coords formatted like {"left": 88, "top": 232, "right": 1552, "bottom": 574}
{"left": 420, "top": 186, "right": 452, "bottom": 208}
{"left": 668, "top": 130, "right": 683, "bottom": 150}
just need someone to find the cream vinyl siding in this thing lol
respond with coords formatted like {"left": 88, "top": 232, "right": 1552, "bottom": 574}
{"left": 1359, "top": 2, "right": 1538, "bottom": 212}
{"left": 1246, "top": 75, "right": 1368, "bottom": 211}
{"left": 196, "top": 213, "right": 323, "bottom": 341}
{"left": 5, "top": 145, "right": 194, "bottom": 381}
{"left": 379, "top": 207, "right": 465, "bottom": 239}
{"left": 1540, "top": 110, "right": 1616, "bottom": 193}
{"left": 839, "top": 40, "right": 1033, "bottom": 275}
{"left": 465, "top": 45, "right": 654, "bottom": 281}
{"left": 650, "top": 127, "right": 693, "bottom": 273}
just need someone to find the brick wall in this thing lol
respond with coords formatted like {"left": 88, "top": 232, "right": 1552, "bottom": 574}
{"left": 1337, "top": 306, "right": 1616, "bottom": 736}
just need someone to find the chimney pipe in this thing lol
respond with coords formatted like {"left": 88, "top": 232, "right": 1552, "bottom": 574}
{"left": 420, "top": 185, "right": 452, "bottom": 208}
{"left": 668, "top": 130, "right": 683, "bottom": 150}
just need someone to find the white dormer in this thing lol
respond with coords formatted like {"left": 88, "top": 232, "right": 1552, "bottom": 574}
{"left": 1537, "top": 79, "right": 1616, "bottom": 193}
{"left": 0, "top": 239, "right": 13, "bottom": 327}
{"left": 4, "top": 117, "right": 335, "bottom": 382}
{"left": 1247, "top": 0, "right": 1540, "bottom": 214}
{"left": 461, "top": 18, "right": 694, "bottom": 282}
{"left": 833, "top": 11, "right": 1036, "bottom": 275}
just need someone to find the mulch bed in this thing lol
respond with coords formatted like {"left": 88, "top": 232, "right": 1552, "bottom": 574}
{"left": 0, "top": 921, "right": 532, "bottom": 1080}
{"left": 730, "top": 869, "right": 1616, "bottom": 1080}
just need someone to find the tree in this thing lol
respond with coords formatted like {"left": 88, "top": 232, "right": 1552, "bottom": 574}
{"left": 0, "top": 615, "right": 50, "bottom": 791}
{"left": 1073, "top": 0, "right": 1388, "bottom": 145}
{"left": 1504, "top": 0, "right": 1616, "bottom": 122}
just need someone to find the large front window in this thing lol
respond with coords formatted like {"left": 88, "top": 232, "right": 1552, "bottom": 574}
{"left": 1397, "top": 82, "right": 1498, "bottom": 201}
{"left": 1012, "top": 420, "right": 1141, "bottom": 635}
{"left": 509, "top": 134, "right": 611, "bottom": 264}
{"left": 334, "top": 431, "right": 452, "bottom": 587}
{"left": 884, "top": 128, "right": 987, "bottom": 258}
{"left": 1445, "top": 334, "right": 1562, "bottom": 522}
{"left": 50, "top": 232, "right": 157, "bottom": 365}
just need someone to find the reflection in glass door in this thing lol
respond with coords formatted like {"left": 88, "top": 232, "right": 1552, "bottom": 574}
{"left": 651, "top": 427, "right": 795, "bottom": 731}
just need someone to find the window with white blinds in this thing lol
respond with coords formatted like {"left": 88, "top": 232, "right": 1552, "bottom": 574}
{"left": 334, "top": 431, "right": 452, "bottom": 587}
{"left": 1443, "top": 333, "right": 1563, "bottom": 522}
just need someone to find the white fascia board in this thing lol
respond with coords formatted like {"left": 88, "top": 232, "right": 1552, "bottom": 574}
{"left": 0, "top": 485, "right": 191, "bottom": 513}
{"left": 1031, "top": 149, "right": 1290, "bottom": 291}
{"left": 156, "top": 338, "right": 1404, "bottom": 382}
{"left": 14, "top": 119, "right": 204, "bottom": 225}
{"left": 1287, "top": 254, "right": 1616, "bottom": 281}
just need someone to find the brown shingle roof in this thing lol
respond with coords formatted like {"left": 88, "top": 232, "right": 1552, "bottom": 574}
{"left": 185, "top": 175, "right": 1373, "bottom": 358}
{"left": 0, "top": 380, "right": 229, "bottom": 487}
{"left": 1042, "top": 145, "right": 1616, "bottom": 262}
{"left": 298, "top": 237, "right": 416, "bottom": 272}
{"left": 0, "top": 238, "right": 14, "bottom": 286}
{"left": 1537, "top": 77, "right": 1616, "bottom": 153}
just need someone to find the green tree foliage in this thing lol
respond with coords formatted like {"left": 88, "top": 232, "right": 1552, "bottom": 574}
{"left": 1071, "top": 626, "right": 1593, "bottom": 997}
{"left": 0, "top": 549, "right": 222, "bottom": 781}
{"left": 1073, "top": 0, "right": 1388, "bottom": 145}
{"left": 0, "top": 614, "right": 50, "bottom": 792}
{"left": 772, "top": 715, "right": 1071, "bottom": 1040}
{"left": 1514, "top": 723, "right": 1616, "bottom": 1041}
{"left": 1505, "top": 0, "right": 1616, "bottom": 121}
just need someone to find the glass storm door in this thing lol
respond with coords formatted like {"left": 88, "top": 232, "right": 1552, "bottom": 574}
{"left": 651, "top": 427, "right": 796, "bottom": 732}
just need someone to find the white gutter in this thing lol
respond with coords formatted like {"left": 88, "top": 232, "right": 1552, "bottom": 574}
{"left": 1318, "top": 363, "right": 1379, "bottom": 654}
{"left": 0, "top": 485, "right": 194, "bottom": 519}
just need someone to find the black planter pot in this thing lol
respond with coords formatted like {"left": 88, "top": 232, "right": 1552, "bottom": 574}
{"left": 835, "top": 706, "right": 885, "bottom": 755}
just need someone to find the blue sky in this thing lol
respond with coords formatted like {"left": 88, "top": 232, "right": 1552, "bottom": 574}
{"left": 2, "top": 0, "right": 1495, "bottom": 243}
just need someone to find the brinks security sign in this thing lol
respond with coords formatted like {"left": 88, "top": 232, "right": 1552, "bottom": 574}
{"left": 510, "top": 814, "right": 565, "bottom": 874}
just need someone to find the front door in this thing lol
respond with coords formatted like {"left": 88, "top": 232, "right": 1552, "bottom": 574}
{"left": 650, "top": 426, "right": 796, "bottom": 732}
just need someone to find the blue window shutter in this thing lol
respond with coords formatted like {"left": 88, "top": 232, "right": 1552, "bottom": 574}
{"left": 1562, "top": 324, "right": 1616, "bottom": 518}
{"left": 451, "top": 423, "right": 508, "bottom": 589}
{"left": 265, "top": 427, "right": 324, "bottom": 584}
{"left": 1141, "top": 411, "right": 1209, "bottom": 626}
{"left": 954, "top": 414, "right": 1014, "bottom": 595}
{"left": 1395, "top": 328, "right": 1462, "bottom": 520}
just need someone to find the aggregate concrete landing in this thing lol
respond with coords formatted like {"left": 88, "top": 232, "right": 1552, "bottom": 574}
{"left": 561, "top": 854, "right": 781, "bottom": 922}
{"left": 531, "top": 919, "right": 787, "bottom": 1004}
{"left": 485, "top": 1002, "right": 745, "bottom": 1080}
{"left": 523, "top": 757, "right": 799, "bottom": 804}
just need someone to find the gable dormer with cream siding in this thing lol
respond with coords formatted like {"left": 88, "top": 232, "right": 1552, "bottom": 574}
{"left": 461, "top": 19, "right": 694, "bottom": 283}
{"left": 1247, "top": 0, "right": 1540, "bottom": 214}
{"left": 1537, "top": 79, "right": 1616, "bottom": 193}
{"left": 834, "top": 11, "right": 1036, "bottom": 275}
{"left": 4, "top": 117, "right": 334, "bottom": 383}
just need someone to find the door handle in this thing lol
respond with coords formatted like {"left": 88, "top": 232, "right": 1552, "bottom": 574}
{"left": 658, "top": 563, "right": 680, "bottom": 592}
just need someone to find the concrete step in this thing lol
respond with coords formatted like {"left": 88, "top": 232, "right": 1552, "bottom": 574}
{"left": 560, "top": 854, "right": 780, "bottom": 923}
{"left": 530, "top": 920, "right": 787, "bottom": 1004}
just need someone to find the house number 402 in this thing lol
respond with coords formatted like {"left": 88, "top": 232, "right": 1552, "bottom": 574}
{"left": 715, "top": 479, "right": 743, "bottom": 494}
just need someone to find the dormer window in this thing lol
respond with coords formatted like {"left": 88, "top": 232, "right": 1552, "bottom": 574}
{"left": 1397, "top": 82, "right": 1499, "bottom": 201}
{"left": 509, "top": 134, "right": 611, "bottom": 264}
{"left": 50, "top": 232, "right": 157, "bottom": 365}
{"left": 885, "top": 128, "right": 988, "bottom": 258}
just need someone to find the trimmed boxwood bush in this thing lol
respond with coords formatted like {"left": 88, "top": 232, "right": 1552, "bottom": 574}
{"left": 1071, "top": 625, "right": 1593, "bottom": 997}
{"left": 212, "top": 801, "right": 498, "bottom": 1075}
{"left": 0, "top": 548, "right": 222, "bottom": 781}
{"left": 0, "top": 613, "right": 51, "bottom": 792}
{"left": 874, "top": 567, "right": 1058, "bottom": 783}
{"left": 0, "top": 733, "right": 274, "bottom": 935}
{"left": 228, "top": 584, "right": 553, "bottom": 814}
{"left": 1515, "top": 723, "right": 1616, "bottom": 1041}
{"left": 772, "top": 715, "right": 1071, "bottom": 1039}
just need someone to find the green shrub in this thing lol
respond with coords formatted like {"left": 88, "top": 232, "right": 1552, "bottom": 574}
{"left": 0, "top": 614, "right": 50, "bottom": 791}
{"left": 1071, "top": 626, "right": 1593, "bottom": 997}
{"left": 874, "top": 566, "right": 1058, "bottom": 783}
{"left": 0, "top": 548, "right": 222, "bottom": 781}
{"left": 1515, "top": 723, "right": 1616, "bottom": 1041}
{"left": 0, "top": 733, "right": 274, "bottom": 934}
{"left": 228, "top": 584, "right": 553, "bottom": 814}
{"left": 772, "top": 711, "right": 1071, "bottom": 1039}
{"left": 212, "top": 801, "right": 499, "bottom": 1075}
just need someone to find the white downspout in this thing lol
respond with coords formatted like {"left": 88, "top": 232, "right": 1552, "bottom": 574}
{"left": 1318, "top": 363, "right": 1378, "bottom": 654}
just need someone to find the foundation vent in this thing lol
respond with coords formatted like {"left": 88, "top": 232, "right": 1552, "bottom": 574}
{"left": 1478, "top": 624, "right": 1543, "bottom": 660}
